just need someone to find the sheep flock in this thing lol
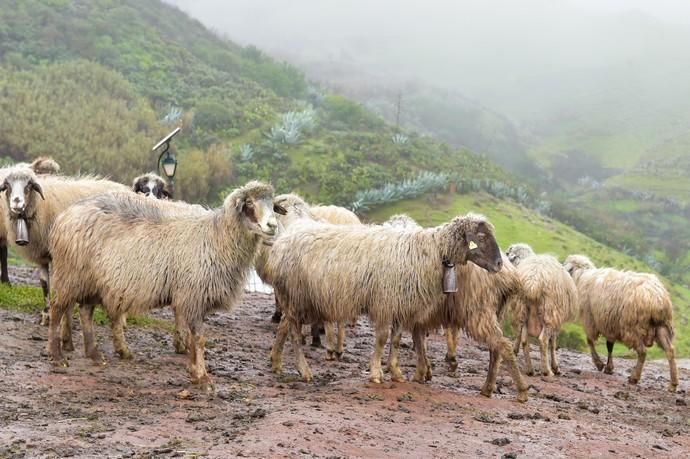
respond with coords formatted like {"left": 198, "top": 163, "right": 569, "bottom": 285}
{"left": 0, "top": 159, "right": 681, "bottom": 404}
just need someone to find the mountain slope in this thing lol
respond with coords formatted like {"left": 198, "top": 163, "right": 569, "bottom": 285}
{"left": 0, "top": 0, "right": 514, "bottom": 206}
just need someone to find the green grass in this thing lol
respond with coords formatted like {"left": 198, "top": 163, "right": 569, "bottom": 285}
{"left": 366, "top": 191, "right": 690, "bottom": 359}
{"left": 0, "top": 283, "right": 173, "bottom": 331}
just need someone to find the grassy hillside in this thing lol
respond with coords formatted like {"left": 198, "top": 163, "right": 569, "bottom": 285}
{"left": 0, "top": 0, "right": 513, "bottom": 206}
{"left": 366, "top": 191, "right": 690, "bottom": 359}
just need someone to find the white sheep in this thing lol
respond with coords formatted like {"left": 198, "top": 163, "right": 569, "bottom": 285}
{"left": 266, "top": 213, "right": 504, "bottom": 387}
{"left": 506, "top": 243, "right": 578, "bottom": 377}
{"left": 563, "top": 254, "right": 678, "bottom": 392}
{"left": 46, "top": 181, "right": 283, "bottom": 391}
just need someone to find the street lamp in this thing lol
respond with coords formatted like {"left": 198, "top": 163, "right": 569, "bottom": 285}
{"left": 152, "top": 127, "right": 181, "bottom": 198}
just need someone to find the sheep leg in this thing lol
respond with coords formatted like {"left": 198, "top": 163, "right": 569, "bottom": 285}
{"left": 386, "top": 323, "right": 404, "bottom": 382}
{"left": 550, "top": 333, "right": 561, "bottom": 375}
{"left": 369, "top": 324, "right": 390, "bottom": 384}
{"left": 271, "top": 293, "right": 282, "bottom": 323}
{"left": 604, "top": 341, "right": 615, "bottom": 374}
{"left": 78, "top": 303, "right": 106, "bottom": 365}
{"left": 289, "top": 317, "right": 313, "bottom": 382}
{"left": 336, "top": 321, "right": 346, "bottom": 359}
{"left": 0, "top": 244, "right": 9, "bottom": 284}
{"left": 512, "top": 324, "right": 522, "bottom": 355}
{"left": 47, "top": 297, "right": 70, "bottom": 366}
{"left": 270, "top": 316, "right": 290, "bottom": 375}
{"left": 172, "top": 306, "right": 189, "bottom": 354}
{"left": 39, "top": 265, "right": 50, "bottom": 326}
{"left": 187, "top": 323, "right": 213, "bottom": 392}
{"left": 111, "top": 313, "right": 132, "bottom": 360}
{"left": 324, "top": 321, "right": 336, "bottom": 360}
{"left": 60, "top": 307, "right": 74, "bottom": 352}
{"left": 445, "top": 326, "right": 459, "bottom": 372}
{"left": 520, "top": 325, "right": 534, "bottom": 376}
{"left": 538, "top": 328, "right": 554, "bottom": 377}
{"left": 411, "top": 327, "right": 432, "bottom": 383}
{"left": 628, "top": 346, "right": 646, "bottom": 385}
{"left": 655, "top": 326, "right": 678, "bottom": 392}
{"left": 587, "top": 337, "right": 605, "bottom": 371}
{"left": 310, "top": 322, "right": 323, "bottom": 348}
{"left": 481, "top": 349, "right": 502, "bottom": 396}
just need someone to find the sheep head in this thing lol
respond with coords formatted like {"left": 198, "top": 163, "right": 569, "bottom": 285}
{"left": 132, "top": 173, "right": 170, "bottom": 199}
{"left": 0, "top": 167, "right": 45, "bottom": 217}
{"left": 227, "top": 180, "right": 279, "bottom": 240}
{"left": 30, "top": 156, "right": 61, "bottom": 175}
{"left": 271, "top": 193, "right": 314, "bottom": 229}
{"left": 441, "top": 213, "right": 503, "bottom": 273}
{"left": 563, "top": 254, "right": 596, "bottom": 277}
{"left": 384, "top": 213, "right": 421, "bottom": 230}
{"left": 506, "top": 243, "right": 535, "bottom": 266}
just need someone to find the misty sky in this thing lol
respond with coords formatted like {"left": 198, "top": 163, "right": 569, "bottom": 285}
{"left": 167, "top": 0, "right": 690, "bottom": 123}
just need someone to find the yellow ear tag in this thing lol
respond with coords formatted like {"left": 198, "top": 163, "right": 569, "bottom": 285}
{"left": 469, "top": 240, "right": 478, "bottom": 250}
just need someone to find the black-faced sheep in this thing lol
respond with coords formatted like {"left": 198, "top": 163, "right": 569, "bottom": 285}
{"left": 266, "top": 213, "right": 504, "bottom": 387}
{"left": 506, "top": 243, "right": 578, "bottom": 377}
{"left": 132, "top": 173, "right": 170, "bottom": 199}
{"left": 47, "top": 181, "right": 283, "bottom": 391}
{"left": 563, "top": 254, "right": 678, "bottom": 392}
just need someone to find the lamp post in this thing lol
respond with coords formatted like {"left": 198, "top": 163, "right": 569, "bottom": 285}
{"left": 152, "top": 127, "right": 181, "bottom": 198}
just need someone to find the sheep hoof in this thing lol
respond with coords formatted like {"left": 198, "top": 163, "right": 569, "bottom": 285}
{"left": 627, "top": 376, "right": 639, "bottom": 385}
{"left": 541, "top": 370, "right": 554, "bottom": 378}
{"left": 425, "top": 369, "right": 433, "bottom": 382}
{"left": 270, "top": 359, "right": 282, "bottom": 375}
{"left": 412, "top": 373, "right": 426, "bottom": 384}
{"left": 369, "top": 376, "right": 382, "bottom": 384}
{"left": 594, "top": 362, "right": 605, "bottom": 372}
{"left": 39, "top": 312, "right": 50, "bottom": 327}
{"left": 50, "top": 357, "right": 69, "bottom": 368}
{"left": 311, "top": 337, "right": 322, "bottom": 348}
{"left": 89, "top": 353, "right": 107, "bottom": 366}
{"left": 270, "top": 311, "right": 282, "bottom": 323}
{"left": 390, "top": 374, "right": 405, "bottom": 383}
{"left": 335, "top": 351, "right": 343, "bottom": 360}
{"left": 300, "top": 371, "right": 313, "bottom": 383}
{"left": 516, "top": 391, "right": 529, "bottom": 403}
{"left": 479, "top": 386, "right": 493, "bottom": 398}
{"left": 62, "top": 340, "right": 75, "bottom": 353}
{"left": 117, "top": 349, "right": 133, "bottom": 361}
{"left": 325, "top": 351, "right": 336, "bottom": 361}
{"left": 668, "top": 384, "right": 677, "bottom": 393}
{"left": 174, "top": 344, "right": 187, "bottom": 355}
{"left": 604, "top": 367, "right": 614, "bottom": 375}
{"left": 551, "top": 367, "right": 561, "bottom": 376}
{"left": 525, "top": 370, "right": 535, "bottom": 377}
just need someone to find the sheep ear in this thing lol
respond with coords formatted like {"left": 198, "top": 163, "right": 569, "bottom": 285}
{"left": 0, "top": 180, "right": 7, "bottom": 194}
{"left": 30, "top": 180, "right": 45, "bottom": 200}
{"left": 161, "top": 189, "right": 172, "bottom": 199}
{"left": 273, "top": 203, "right": 288, "bottom": 215}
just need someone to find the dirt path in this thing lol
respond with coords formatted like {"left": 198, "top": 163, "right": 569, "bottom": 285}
{"left": 0, "top": 291, "right": 688, "bottom": 458}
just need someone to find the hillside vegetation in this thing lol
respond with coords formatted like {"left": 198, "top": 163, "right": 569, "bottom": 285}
{"left": 366, "top": 191, "right": 690, "bottom": 359}
{"left": 0, "top": 0, "right": 511, "bottom": 206}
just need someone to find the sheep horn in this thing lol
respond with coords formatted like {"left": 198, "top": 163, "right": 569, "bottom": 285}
{"left": 30, "top": 180, "right": 45, "bottom": 200}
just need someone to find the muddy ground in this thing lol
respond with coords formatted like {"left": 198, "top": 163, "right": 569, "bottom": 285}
{"left": 0, "top": 277, "right": 689, "bottom": 458}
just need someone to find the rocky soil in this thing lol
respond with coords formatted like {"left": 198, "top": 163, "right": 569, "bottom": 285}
{"left": 0, "top": 271, "right": 688, "bottom": 458}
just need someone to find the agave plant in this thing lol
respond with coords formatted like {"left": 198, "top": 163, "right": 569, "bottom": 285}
{"left": 238, "top": 144, "right": 254, "bottom": 162}
{"left": 350, "top": 171, "right": 449, "bottom": 212}
{"left": 391, "top": 133, "right": 409, "bottom": 145}
{"left": 162, "top": 106, "right": 183, "bottom": 125}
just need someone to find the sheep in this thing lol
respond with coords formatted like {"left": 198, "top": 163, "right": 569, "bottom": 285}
{"left": 0, "top": 157, "right": 60, "bottom": 284}
{"left": 383, "top": 214, "right": 527, "bottom": 402}
{"left": 132, "top": 172, "right": 170, "bottom": 199}
{"left": 563, "top": 254, "right": 678, "bottom": 392}
{"left": 506, "top": 243, "right": 578, "bottom": 377}
{"left": 0, "top": 167, "right": 130, "bottom": 351}
{"left": 267, "top": 212, "right": 504, "bottom": 389}
{"left": 89, "top": 192, "right": 212, "bottom": 357}
{"left": 46, "top": 181, "right": 283, "bottom": 391}
{"left": 256, "top": 194, "right": 356, "bottom": 358}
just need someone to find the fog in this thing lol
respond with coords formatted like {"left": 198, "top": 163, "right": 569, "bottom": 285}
{"left": 166, "top": 1, "right": 690, "bottom": 125}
